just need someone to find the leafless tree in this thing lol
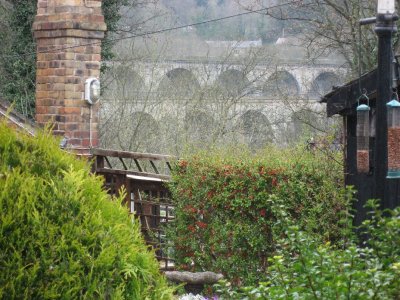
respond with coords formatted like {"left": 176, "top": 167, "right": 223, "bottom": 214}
{"left": 236, "top": 0, "right": 383, "bottom": 75}
{"left": 99, "top": 1, "right": 345, "bottom": 155}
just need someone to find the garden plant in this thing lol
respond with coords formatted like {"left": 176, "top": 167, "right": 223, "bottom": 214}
{"left": 0, "top": 120, "right": 174, "bottom": 299}
{"left": 167, "top": 144, "right": 351, "bottom": 287}
{"left": 214, "top": 199, "right": 400, "bottom": 299}
{"left": 167, "top": 144, "right": 400, "bottom": 299}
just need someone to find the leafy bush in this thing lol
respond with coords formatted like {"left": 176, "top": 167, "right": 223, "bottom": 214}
{"left": 167, "top": 146, "right": 350, "bottom": 286}
{"left": 0, "top": 121, "right": 174, "bottom": 299}
{"left": 360, "top": 200, "right": 400, "bottom": 266}
{"left": 215, "top": 200, "right": 400, "bottom": 299}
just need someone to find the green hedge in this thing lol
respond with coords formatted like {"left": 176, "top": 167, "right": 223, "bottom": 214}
{"left": 167, "top": 147, "right": 350, "bottom": 286}
{"left": 0, "top": 121, "right": 174, "bottom": 299}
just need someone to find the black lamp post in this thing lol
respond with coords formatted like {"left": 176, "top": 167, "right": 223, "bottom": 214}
{"left": 374, "top": 0, "right": 398, "bottom": 202}
{"left": 358, "top": 0, "right": 399, "bottom": 206}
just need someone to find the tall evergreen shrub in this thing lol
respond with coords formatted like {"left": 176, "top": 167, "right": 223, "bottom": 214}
{"left": 0, "top": 121, "right": 174, "bottom": 299}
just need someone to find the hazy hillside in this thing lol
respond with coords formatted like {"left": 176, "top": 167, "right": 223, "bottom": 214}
{"left": 160, "top": 0, "right": 284, "bottom": 42}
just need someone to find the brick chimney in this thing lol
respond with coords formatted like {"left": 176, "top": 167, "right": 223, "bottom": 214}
{"left": 32, "top": 0, "right": 106, "bottom": 155}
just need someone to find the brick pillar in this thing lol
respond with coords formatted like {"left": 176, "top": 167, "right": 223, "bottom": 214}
{"left": 32, "top": 0, "right": 106, "bottom": 156}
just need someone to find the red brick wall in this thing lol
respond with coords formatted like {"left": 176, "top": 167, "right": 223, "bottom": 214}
{"left": 33, "top": 0, "right": 106, "bottom": 155}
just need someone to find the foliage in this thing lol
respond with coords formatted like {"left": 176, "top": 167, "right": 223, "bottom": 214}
{"left": 166, "top": 145, "right": 350, "bottom": 286}
{"left": 0, "top": 0, "right": 36, "bottom": 118}
{"left": 101, "top": 0, "right": 129, "bottom": 71}
{"left": 0, "top": 0, "right": 128, "bottom": 119}
{"left": 359, "top": 199, "right": 400, "bottom": 268}
{"left": 0, "top": 120, "right": 174, "bottom": 299}
{"left": 214, "top": 200, "right": 400, "bottom": 299}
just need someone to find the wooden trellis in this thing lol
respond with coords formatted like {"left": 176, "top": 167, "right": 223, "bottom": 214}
{"left": 91, "top": 148, "right": 176, "bottom": 270}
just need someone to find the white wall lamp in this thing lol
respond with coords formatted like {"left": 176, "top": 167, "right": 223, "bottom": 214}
{"left": 84, "top": 77, "right": 100, "bottom": 148}
{"left": 85, "top": 77, "right": 101, "bottom": 105}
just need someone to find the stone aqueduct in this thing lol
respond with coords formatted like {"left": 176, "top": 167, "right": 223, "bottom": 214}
{"left": 101, "top": 58, "right": 347, "bottom": 149}
{"left": 105, "top": 59, "right": 347, "bottom": 102}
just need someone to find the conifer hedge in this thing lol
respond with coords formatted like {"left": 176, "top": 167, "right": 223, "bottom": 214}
{"left": 0, "top": 121, "right": 174, "bottom": 299}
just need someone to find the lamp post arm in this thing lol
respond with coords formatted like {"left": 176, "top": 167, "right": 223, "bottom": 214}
{"left": 359, "top": 17, "right": 377, "bottom": 25}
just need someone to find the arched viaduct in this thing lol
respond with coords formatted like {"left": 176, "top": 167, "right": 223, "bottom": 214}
{"left": 106, "top": 59, "right": 346, "bottom": 100}
{"left": 100, "top": 58, "right": 347, "bottom": 151}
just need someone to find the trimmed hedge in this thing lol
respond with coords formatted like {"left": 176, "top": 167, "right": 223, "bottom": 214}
{"left": 0, "top": 121, "right": 174, "bottom": 299}
{"left": 167, "top": 147, "right": 350, "bottom": 286}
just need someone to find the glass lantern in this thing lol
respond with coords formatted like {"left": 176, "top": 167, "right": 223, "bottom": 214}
{"left": 356, "top": 104, "right": 370, "bottom": 173}
{"left": 386, "top": 99, "right": 400, "bottom": 178}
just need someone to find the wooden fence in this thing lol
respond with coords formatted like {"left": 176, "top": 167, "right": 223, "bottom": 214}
{"left": 91, "top": 148, "right": 176, "bottom": 270}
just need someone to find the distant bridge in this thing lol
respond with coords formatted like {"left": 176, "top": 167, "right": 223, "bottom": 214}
{"left": 100, "top": 57, "right": 347, "bottom": 152}
{"left": 105, "top": 58, "right": 347, "bottom": 100}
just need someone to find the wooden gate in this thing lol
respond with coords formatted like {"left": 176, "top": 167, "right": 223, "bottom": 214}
{"left": 91, "top": 148, "right": 176, "bottom": 270}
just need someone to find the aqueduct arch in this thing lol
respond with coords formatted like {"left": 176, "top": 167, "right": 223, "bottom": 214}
{"left": 131, "top": 111, "right": 160, "bottom": 151}
{"left": 309, "top": 72, "right": 341, "bottom": 99}
{"left": 184, "top": 110, "right": 216, "bottom": 143}
{"left": 263, "top": 71, "right": 300, "bottom": 98}
{"left": 106, "top": 67, "right": 146, "bottom": 100}
{"left": 215, "top": 69, "right": 251, "bottom": 98}
{"left": 157, "top": 68, "right": 200, "bottom": 99}
{"left": 237, "top": 110, "right": 274, "bottom": 148}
